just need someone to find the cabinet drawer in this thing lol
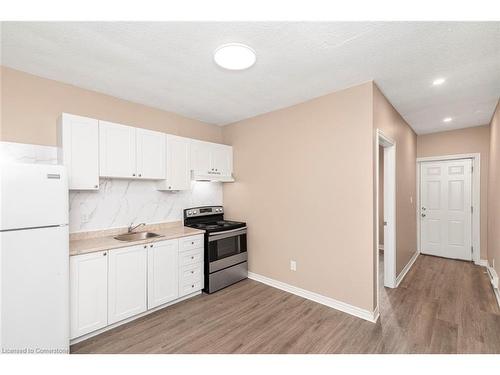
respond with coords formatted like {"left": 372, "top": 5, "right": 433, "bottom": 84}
{"left": 180, "top": 280, "right": 202, "bottom": 296}
{"left": 180, "top": 235, "right": 204, "bottom": 252}
{"left": 180, "top": 263, "right": 202, "bottom": 282}
{"left": 179, "top": 248, "right": 203, "bottom": 266}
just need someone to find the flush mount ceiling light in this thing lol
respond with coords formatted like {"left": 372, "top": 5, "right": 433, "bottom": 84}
{"left": 432, "top": 78, "right": 446, "bottom": 86}
{"left": 443, "top": 117, "right": 453, "bottom": 123}
{"left": 214, "top": 43, "right": 256, "bottom": 70}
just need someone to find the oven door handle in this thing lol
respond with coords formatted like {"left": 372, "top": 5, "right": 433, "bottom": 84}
{"left": 208, "top": 227, "right": 247, "bottom": 242}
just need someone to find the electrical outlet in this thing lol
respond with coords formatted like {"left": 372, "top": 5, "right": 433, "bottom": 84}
{"left": 81, "top": 212, "right": 90, "bottom": 223}
{"left": 290, "top": 260, "right": 297, "bottom": 271}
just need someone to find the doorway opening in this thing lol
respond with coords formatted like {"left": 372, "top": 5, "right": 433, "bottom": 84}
{"left": 376, "top": 129, "right": 397, "bottom": 316}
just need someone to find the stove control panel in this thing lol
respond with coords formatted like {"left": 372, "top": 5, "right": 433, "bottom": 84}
{"left": 184, "top": 206, "right": 224, "bottom": 218}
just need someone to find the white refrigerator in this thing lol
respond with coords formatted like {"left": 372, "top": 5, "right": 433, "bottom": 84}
{"left": 0, "top": 163, "right": 69, "bottom": 354}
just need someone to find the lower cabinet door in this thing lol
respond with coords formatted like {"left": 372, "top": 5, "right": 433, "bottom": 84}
{"left": 70, "top": 251, "right": 108, "bottom": 339}
{"left": 148, "top": 239, "right": 179, "bottom": 309}
{"left": 108, "top": 245, "right": 148, "bottom": 324}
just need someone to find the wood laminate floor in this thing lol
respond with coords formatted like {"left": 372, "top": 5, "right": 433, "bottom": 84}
{"left": 71, "top": 254, "right": 500, "bottom": 354}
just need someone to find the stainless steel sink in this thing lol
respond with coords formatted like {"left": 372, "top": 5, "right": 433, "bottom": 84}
{"left": 114, "top": 232, "right": 163, "bottom": 242}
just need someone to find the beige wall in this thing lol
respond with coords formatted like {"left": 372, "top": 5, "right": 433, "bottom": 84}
{"left": 0, "top": 66, "right": 222, "bottom": 146}
{"left": 417, "top": 125, "right": 490, "bottom": 260}
{"left": 488, "top": 101, "right": 500, "bottom": 276}
{"left": 222, "top": 82, "right": 376, "bottom": 311}
{"left": 373, "top": 85, "right": 418, "bottom": 275}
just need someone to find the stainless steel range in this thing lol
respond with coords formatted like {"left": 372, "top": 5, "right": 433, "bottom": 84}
{"left": 183, "top": 206, "right": 247, "bottom": 293}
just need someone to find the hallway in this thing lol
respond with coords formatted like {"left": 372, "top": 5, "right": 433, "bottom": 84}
{"left": 379, "top": 254, "right": 500, "bottom": 352}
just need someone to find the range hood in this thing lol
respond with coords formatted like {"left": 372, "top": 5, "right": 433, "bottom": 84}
{"left": 191, "top": 171, "right": 235, "bottom": 182}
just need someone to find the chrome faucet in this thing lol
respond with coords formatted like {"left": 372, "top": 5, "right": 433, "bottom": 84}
{"left": 128, "top": 222, "right": 146, "bottom": 233}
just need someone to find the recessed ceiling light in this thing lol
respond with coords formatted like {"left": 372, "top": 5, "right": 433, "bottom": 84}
{"left": 443, "top": 117, "right": 452, "bottom": 123}
{"left": 214, "top": 43, "right": 256, "bottom": 71}
{"left": 432, "top": 78, "right": 446, "bottom": 86}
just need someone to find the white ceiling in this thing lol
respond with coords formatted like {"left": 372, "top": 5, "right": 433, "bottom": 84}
{"left": 1, "top": 22, "right": 499, "bottom": 134}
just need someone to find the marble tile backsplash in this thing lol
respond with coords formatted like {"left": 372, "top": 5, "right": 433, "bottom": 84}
{"left": 1, "top": 141, "right": 223, "bottom": 233}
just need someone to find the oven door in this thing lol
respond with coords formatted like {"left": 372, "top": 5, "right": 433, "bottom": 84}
{"left": 208, "top": 227, "right": 247, "bottom": 273}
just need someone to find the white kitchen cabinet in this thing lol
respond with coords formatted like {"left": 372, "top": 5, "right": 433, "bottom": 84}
{"left": 157, "top": 135, "right": 191, "bottom": 190}
{"left": 147, "top": 239, "right": 179, "bottom": 309}
{"left": 108, "top": 245, "right": 148, "bottom": 324}
{"left": 212, "top": 143, "right": 233, "bottom": 177}
{"left": 70, "top": 251, "right": 108, "bottom": 339}
{"left": 191, "top": 140, "right": 233, "bottom": 181}
{"left": 178, "top": 235, "right": 204, "bottom": 297}
{"left": 191, "top": 140, "right": 212, "bottom": 177}
{"left": 99, "top": 121, "right": 137, "bottom": 179}
{"left": 136, "top": 128, "right": 165, "bottom": 179}
{"left": 57, "top": 113, "right": 99, "bottom": 190}
{"left": 99, "top": 121, "right": 165, "bottom": 180}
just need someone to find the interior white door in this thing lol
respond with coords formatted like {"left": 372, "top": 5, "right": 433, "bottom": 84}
{"left": 420, "top": 159, "right": 472, "bottom": 261}
{"left": 136, "top": 128, "right": 165, "bottom": 179}
{"left": 99, "top": 121, "right": 137, "bottom": 178}
{"left": 108, "top": 245, "right": 147, "bottom": 324}
{"left": 70, "top": 251, "right": 108, "bottom": 339}
{"left": 147, "top": 239, "right": 179, "bottom": 309}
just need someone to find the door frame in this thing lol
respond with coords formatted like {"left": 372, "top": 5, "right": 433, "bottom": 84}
{"left": 416, "top": 153, "right": 481, "bottom": 264}
{"left": 375, "top": 129, "right": 397, "bottom": 313}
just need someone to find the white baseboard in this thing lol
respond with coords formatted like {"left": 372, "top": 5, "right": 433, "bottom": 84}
{"left": 395, "top": 251, "right": 419, "bottom": 287}
{"left": 248, "top": 272, "right": 378, "bottom": 323}
{"left": 493, "top": 288, "right": 500, "bottom": 309}
{"left": 486, "top": 265, "right": 499, "bottom": 289}
{"left": 483, "top": 263, "right": 500, "bottom": 309}
{"left": 476, "top": 259, "right": 489, "bottom": 267}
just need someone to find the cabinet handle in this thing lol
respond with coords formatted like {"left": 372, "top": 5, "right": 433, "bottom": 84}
{"left": 139, "top": 174, "right": 142, "bottom": 177}
{"left": 150, "top": 244, "right": 153, "bottom": 248}
{"left": 133, "top": 173, "right": 136, "bottom": 177}
{"left": 192, "top": 285, "right": 195, "bottom": 288}
{"left": 94, "top": 185, "right": 98, "bottom": 188}
{"left": 168, "top": 186, "right": 171, "bottom": 189}
{"left": 103, "top": 252, "right": 107, "bottom": 256}
{"left": 191, "top": 256, "right": 194, "bottom": 259}
{"left": 191, "top": 270, "right": 194, "bottom": 274}
{"left": 191, "top": 241, "right": 194, "bottom": 245}
{"left": 144, "top": 245, "right": 147, "bottom": 249}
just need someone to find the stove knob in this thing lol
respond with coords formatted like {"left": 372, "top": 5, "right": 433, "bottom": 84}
{"left": 187, "top": 211, "right": 192, "bottom": 215}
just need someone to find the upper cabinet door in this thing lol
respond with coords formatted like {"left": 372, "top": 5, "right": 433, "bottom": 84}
{"left": 99, "top": 121, "right": 137, "bottom": 178}
{"left": 136, "top": 128, "right": 165, "bottom": 180}
{"left": 158, "top": 135, "right": 191, "bottom": 190}
{"left": 191, "top": 140, "right": 212, "bottom": 176}
{"left": 211, "top": 144, "right": 233, "bottom": 177}
{"left": 57, "top": 113, "right": 99, "bottom": 190}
